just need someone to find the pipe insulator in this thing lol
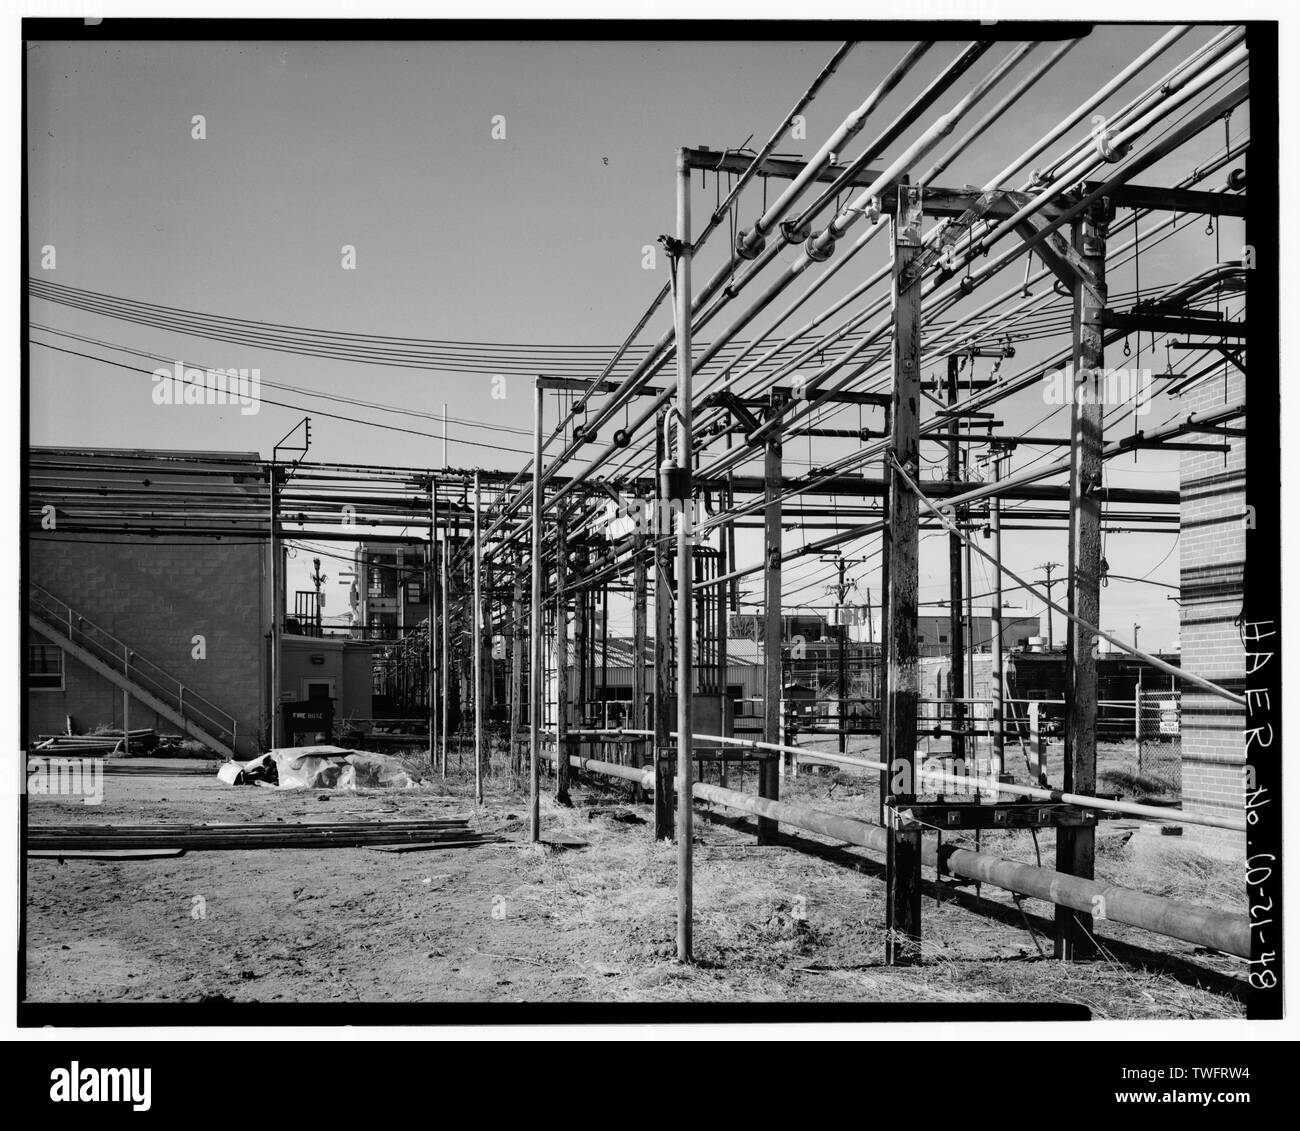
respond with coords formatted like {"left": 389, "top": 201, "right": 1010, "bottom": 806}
{"left": 804, "top": 234, "right": 835, "bottom": 262}
{"left": 612, "top": 429, "right": 631, "bottom": 449}
{"left": 735, "top": 229, "right": 765, "bottom": 260}
{"left": 959, "top": 275, "right": 978, "bottom": 296}
{"left": 1227, "top": 167, "right": 1246, "bottom": 191}
{"left": 1094, "top": 132, "right": 1129, "bottom": 163}
{"left": 780, "top": 218, "right": 811, "bottom": 245}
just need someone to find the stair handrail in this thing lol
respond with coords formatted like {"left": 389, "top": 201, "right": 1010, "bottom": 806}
{"left": 29, "top": 582, "right": 239, "bottom": 748}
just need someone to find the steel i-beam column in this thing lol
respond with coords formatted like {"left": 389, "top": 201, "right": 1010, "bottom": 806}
{"left": 716, "top": 488, "right": 729, "bottom": 789}
{"left": 884, "top": 184, "right": 924, "bottom": 966}
{"left": 631, "top": 525, "right": 648, "bottom": 802}
{"left": 554, "top": 511, "right": 572, "bottom": 807}
{"left": 529, "top": 380, "right": 544, "bottom": 841}
{"left": 673, "top": 148, "right": 695, "bottom": 963}
{"left": 429, "top": 480, "right": 437, "bottom": 769}
{"left": 654, "top": 412, "right": 674, "bottom": 841}
{"left": 510, "top": 571, "right": 523, "bottom": 777}
{"left": 268, "top": 460, "right": 281, "bottom": 749}
{"left": 473, "top": 471, "right": 483, "bottom": 806}
{"left": 946, "top": 356, "right": 966, "bottom": 769}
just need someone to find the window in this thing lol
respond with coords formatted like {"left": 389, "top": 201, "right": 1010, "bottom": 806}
{"left": 406, "top": 579, "right": 425, "bottom": 604}
{"left": 938, "top": 634, "right": 948, "bottom": 644}
{"left": 29, "top": 643, "right": 63, "bottom": 690}
{"left": 367, "top": 556, "right": 397, "bottom": 598}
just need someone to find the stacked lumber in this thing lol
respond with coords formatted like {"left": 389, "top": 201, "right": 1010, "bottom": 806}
{"left": 26, "top": 817, "right": 505, "bottom": 852}
{"left": 26, "top": 758, "right": 218, "bottom": 777}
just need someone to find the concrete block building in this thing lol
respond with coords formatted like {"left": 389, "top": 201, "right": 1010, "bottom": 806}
{"left": 26, "top": 447, "right": 379, "bottom": 757}
{"left": 27, "top": 449, "right": 271, "bottom": 757}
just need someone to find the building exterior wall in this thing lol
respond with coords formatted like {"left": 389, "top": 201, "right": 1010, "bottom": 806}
{"left": 1179, "top": 370, "right": 1247, "bottom": 816}
{"left": 28, "top": 449, "right": 270, "bottom": 757}
{"left": 278, "top": 636, "right": 375, "bottom": 733}
{"left": 341, "top": 643, "right": 374, "bottom": 722}
{"left": 29, "top": 532, "right": 269, "bottom": 756}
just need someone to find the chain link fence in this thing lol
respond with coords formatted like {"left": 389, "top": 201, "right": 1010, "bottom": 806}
{"left": 1136, "top": 688, "right": 1181, "bottom": 793}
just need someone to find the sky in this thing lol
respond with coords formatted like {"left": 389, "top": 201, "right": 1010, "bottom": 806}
{"left": 25, "top": 28, "right": 1247, "bottom": 645}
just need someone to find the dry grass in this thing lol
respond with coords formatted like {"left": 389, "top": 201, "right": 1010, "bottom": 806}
{"left": 423, "top": 753, "right": 1248, "bottom": 1013}
{"left": 24, "top": 742, "right": 1246, "bottom": 1014}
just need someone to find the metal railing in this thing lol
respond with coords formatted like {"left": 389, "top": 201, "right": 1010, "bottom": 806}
{"left": 29, "top": 583, "right": 239, "bottom": 751}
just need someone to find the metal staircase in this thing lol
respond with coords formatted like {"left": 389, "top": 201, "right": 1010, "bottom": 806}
{"left": 28, "top": 583, "right": 240, "bottom": 759}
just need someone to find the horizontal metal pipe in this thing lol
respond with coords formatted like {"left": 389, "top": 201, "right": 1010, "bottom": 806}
{"left": 590, "top": 30, "right": 1208, "bottom": 489}
{"left": 543, "top": 746, "right": 1249, "bottom": 958}
{"left": 777, "top": 744, "right": 1248, "bottom": 833}
{"left": 547, "top": 728, "right": 1246, "bottom": 834}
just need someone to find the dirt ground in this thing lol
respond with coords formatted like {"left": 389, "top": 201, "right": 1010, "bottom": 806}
{"left": 22, "top": 741, "right": 1246, "bottom": 1015}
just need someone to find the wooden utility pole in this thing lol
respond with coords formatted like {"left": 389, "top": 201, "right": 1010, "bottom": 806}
{"left": 884, "top": 184, "right": 924, "bottom": 966}
{"left": 1037, "top": 561, "right": 1062, "bottom": 648}
{"left": 988, "top": 449, "right": 1006, "bottom": 782}
{"left": 836, "top": 557, "right": 848, "bottom": 755}
{"left": 877, "top": 407, "right": 891, "bottom": 827}
{"left": 1057, "top": 200, "right": 1107, "bottom": 961}
{"left": 962, "top": 449, "right": 976, "bottom": 758}
{"left": 716, "top": 484, "right": 730, "bottom": 788}
{"left": 760, "top": 391, "right": 783, "bottom": 843}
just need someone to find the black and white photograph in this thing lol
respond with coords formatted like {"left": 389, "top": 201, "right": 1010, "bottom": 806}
{"left": 8, "top": 2, "right": 1294, "bottom": 1069}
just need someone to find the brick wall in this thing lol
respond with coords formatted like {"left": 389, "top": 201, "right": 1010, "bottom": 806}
{"left": 1179, "top": 369, "right": 1246, "bottom": 815}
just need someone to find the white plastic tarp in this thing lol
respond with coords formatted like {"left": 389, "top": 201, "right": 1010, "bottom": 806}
{"left": 218, "top": 746, "right": 416, "bottom": 790}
